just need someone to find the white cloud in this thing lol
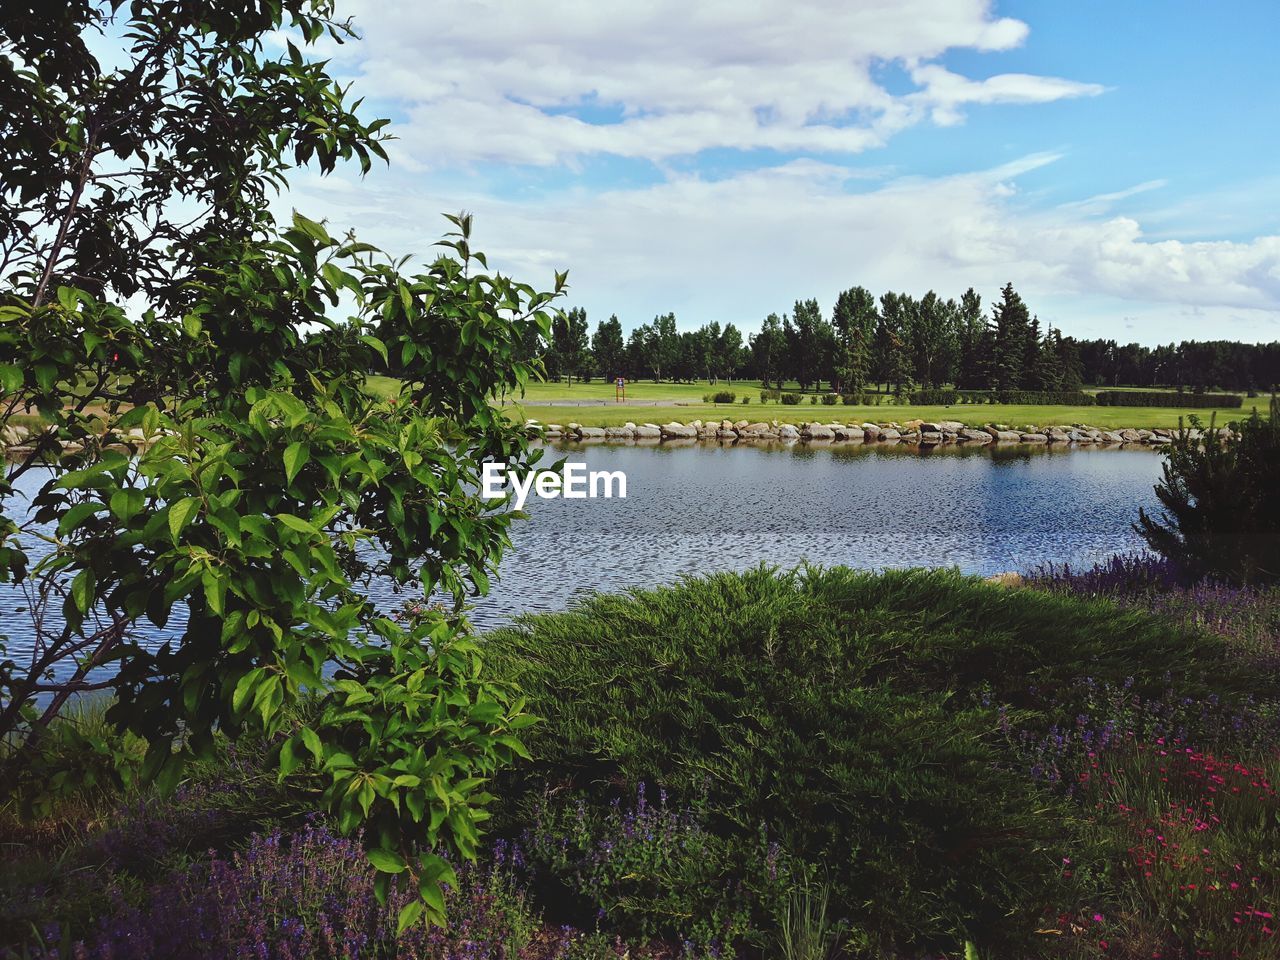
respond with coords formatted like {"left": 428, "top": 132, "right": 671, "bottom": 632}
{"left": 330, "top": 0, "right": 1102, "bottom": 165}
{"left": 288, "top": 157, "right": 1280, "bottom": 342}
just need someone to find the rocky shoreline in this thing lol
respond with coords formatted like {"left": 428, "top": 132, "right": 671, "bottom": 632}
{"left": 528, "top": 418, "right": 1233, "bottom": 447}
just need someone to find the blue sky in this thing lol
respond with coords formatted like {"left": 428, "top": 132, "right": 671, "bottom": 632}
{"left": 285, "top": 0, "right": 1280, "bottom": 345}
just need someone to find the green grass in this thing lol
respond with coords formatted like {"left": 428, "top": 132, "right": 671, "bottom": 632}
{"left": 507, "top": 400, "right": 1264, "bottom": 430}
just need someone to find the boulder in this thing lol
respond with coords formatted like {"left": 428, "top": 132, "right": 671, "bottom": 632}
{"left": 1119, "top": 429, "right": 1141, "bottom": 442}
{"left": 801, "top": 423, "right": 835, "bottom": 441}
{"left": 959, "top": 428, "right": 992, "bottom": 443}
{"left": 1020, "top": 433, "right": 1049, "bottom": 443}
{"left": 920, "top": 430, "right": 942, "bottom": 445}
{"left": 861, "top": 423, "right": 881, "bottom": 441}
{"left": 938, "top": 420, "right": 965, "bottom": 433}
{"left": 717, "top": 428, "right": 738, "bottom": 439}
{"left": 879, "top": 428, "right": 901, "bottom": 441}
{"left": 660, "top": 422, "right": 696, "bottom": 439}
{"left": 778, "top": 423, "right": 800, "bottom": 440}
{"left": 1101, "top": 431, "right": 1125, "bottom": 443}
{"left": 993, "top": 430, "right": 1022, "bottom": 442}
{"left": 578, "top": 426, "right": 606, "bottom": 439}
{"left": 833, "top": 425, "right": 864, "bottom": 440}
{"left": 633, "top": 425, "right": 661, "bottom": 439}
{"left": 918, "top": 422, "right": 942, "bottom": 432}
{"left": 1046, "top": 428, "right": 1071, "bottom": 443}
{"left": 604, "top": 426, "right": 634, "bottom": 439}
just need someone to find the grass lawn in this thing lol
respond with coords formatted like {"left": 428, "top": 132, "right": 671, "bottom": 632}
{"left": 506, "top": 400, "right": 1263, "bottom": 430}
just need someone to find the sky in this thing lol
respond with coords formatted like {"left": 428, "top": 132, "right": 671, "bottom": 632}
{"left": 278, "top": 0, "right": 1280, "bottom": 345}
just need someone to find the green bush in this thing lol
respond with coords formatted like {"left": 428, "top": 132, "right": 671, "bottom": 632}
{"left": 485, "top": 567, "right": 1254, "bottom": 953}
{"left": 760, "top": 389, "right": 781, "bottom": 404}
{"left": 741, "top": 396, "right": 751, "bottom": 404}
{"left": 1138, "top": 399, "right": 1280, "bottom": 584}
{"left": 839, "top": 394, "right": 858, "bottom": 405}
{"left": 820, "top": 394, "right": 838, "bottom": 406}
{"left": 909, "top": 389, "right": 959, "bottom": 405}
{"left": 1096, "top": 390, "right": 1243, "bottom": 408}
{"left": 780, "top": 393, "right": 802, "bottom": 405}
{"left": 704, "top": 390, "right": 736, "bottom": 404}
{"left": 808, "top": 395, "right": 818, "bottom": 405}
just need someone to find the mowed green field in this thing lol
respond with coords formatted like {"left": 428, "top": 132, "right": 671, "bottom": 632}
{"left": 363, "top": 375, "right": 1265, "bottom": 430}
{"left": 507, "top": 401, "right": 1260, "bottom": 430}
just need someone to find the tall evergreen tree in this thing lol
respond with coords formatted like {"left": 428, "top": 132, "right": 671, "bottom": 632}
{"left": 989, "top": 282, "right": 1031, "bottom": 391}
{"left": 955, "top": 287, "right": 990, "bottom": 389}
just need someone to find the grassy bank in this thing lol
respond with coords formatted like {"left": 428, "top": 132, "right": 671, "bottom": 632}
{"left": 506, "top": 401, "right": 1261, "bottom": 431}
{"left": 5, "top": 563, "right": 1280, "bottom": 959}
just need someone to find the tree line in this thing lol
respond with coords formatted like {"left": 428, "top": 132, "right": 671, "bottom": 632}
{"left": 535, "top": 284, "right": 1280, "bottom": 395}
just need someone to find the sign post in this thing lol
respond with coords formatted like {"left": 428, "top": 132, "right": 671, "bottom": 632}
{"left": 615, "top": 377, "right": 626, "bottom": 402}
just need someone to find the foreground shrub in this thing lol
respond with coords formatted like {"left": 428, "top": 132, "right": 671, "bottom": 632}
{"left": 484, "top": 567, "right": 1262, "bottom": 953}
{"left": 703, "top": 390, "right": 736, "bottom": 404}
{"left": 1137, "top": 399, "right": 1280, "bottom": 584}
{"left": 780, "top": 393, "right": 801, "bottom": 405}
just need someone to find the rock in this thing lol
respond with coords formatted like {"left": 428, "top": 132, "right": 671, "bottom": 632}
{"left": 833, "top": 425, "right": 864, "bottom": 440}
{"left": 861, "top": 423, "right": 881, "bottom": 441}
{"left": 778, "top": 423, "right": 800, "bottom": 440}
{"left": 920, "top": 430, "right": 942, "bottom": 444}
{"left": 938, "top": 421, "right": 965, "bottom": 433}
{"left": 1119, "top": 429, "right": 1141, "bottom": 442}
{"left": 578, "top": 426, "right": 606, "bottom": 439}
{"left": 660, "top": 422, "right": 696, "bottom": 439}
{"left": 1020, "top": 433, "right": 1048, "bottom": 443}
{"left": 959, "top": 428, "right": 992, "bottom": 443}
{"left": 993, "top": 430, "right": 1022, "bottom": 442}
{"left": 1046, "top": 428, "right": 1071, "bottom": 443}
{"left": 1068, "top": 430, "right": 1092, "bottom": 443}
{"left": 879, "top": 428, "right": 901, "bottom": 441}
{"left": 1101, "top": 431, "right": 1125, "bottom": 443}
{"left": 734, "top": 420, "right": 749, "bottom": 430}
{"left": 903, "top": 419, "right": 924, "bottom": 431}
{"left": 633, "top": 425, "right": 661, "bottom": 439}
{"left": 918, "top": 422, "right": 942, "bottom": 432}
{"left": 717, "top": 428, "right": 738, "bottom": 439}
{"left": 801, "top": 423, "right": 835, "bottom": 441}
{"left": 604, "top": 426, "right": 634, "bottom": 439}
{"left": 1137, "top": 429, "right": 1153, "bottom": 440}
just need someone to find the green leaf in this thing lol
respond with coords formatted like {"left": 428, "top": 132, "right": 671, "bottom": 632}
{"left": 367, "top": 848, "right": 407, "bottom": 874}
{"left": 396, "top": 900, "right": 423, "bottom": 934}
{"left": 283, "top": 441, "right": 310, "bottom": 485}
{"left": 71, "top": 569, "right": 95, "bottom": 613}
{"left": 182, "top": 313, "right": 203, "bottom": 338}
{"left": 109, "top": 488, "right": 145, "bottom": 521}
{"left": 0, "top": 363, "right": 22, "bottom": 394}
{"left": 168, "top": 497, "right": 200, "bottom": 543}
{"left": 232, "top": 669, "right": 261, "bottom": 713}
{"left": 299, "top": 725, "right": 323, "bottom": 762}
{"left": 276, "top": 513, "right": 320, "bottom": 536}
{"left": 359, "top": 335, "right": 389, "bottom": 365}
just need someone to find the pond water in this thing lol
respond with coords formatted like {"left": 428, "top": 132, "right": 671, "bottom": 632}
{"left": 1, "top": 442, "right": 1166, "bottom": 687}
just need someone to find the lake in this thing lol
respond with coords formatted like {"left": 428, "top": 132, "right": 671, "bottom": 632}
{"left": 1, "top": 441, "right": 1166, "bottom": 686}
